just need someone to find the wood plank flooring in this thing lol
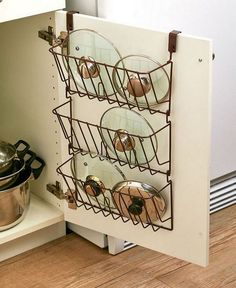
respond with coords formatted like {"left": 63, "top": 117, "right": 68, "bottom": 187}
{"left": 0, "top": 205, "right": 235, "bottom": 288}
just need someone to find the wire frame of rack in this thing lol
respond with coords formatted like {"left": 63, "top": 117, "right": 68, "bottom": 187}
{"left": 53, "top": 99, "right": 171, "bottom": 177}
{"left": 57, "top": 152, "right": 173, "bottom": 232}
{"left": 50, "top": 29, "right": 180, "bottom": 231}
{"left": 49, "top": 44, "right": 173, "bottom": 116}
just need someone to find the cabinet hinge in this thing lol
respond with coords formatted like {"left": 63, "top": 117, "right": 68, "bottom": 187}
{"left": 46, "top": 181, "right": 65, "bottom": 200}
{"left": 46, "top": 183, "right": 77, "bottom": 209}
{"left": 38, "top": 26, "right": 68, "bottom": 46}
{"left": 38, "top": 26, "right": 55, "bottom": 45}
{"left": 65, "top": 190, "right": 77, "bottom": 209}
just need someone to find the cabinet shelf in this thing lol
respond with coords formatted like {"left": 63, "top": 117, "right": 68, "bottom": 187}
{"left": 0, "top": 194, "right": 64, "bottom": 245}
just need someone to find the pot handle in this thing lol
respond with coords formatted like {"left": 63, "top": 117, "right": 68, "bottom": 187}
{"left": 24, "top": 150, "right": 36, "bottom": 166}
{"left": 30, "top": 156, "right": 46, "bottom": 180}
{"left": 24, "top": 150, "right": 45, "bottom": 179}
{"left": 14, "top": 140, "right": 30, "bottom": 158}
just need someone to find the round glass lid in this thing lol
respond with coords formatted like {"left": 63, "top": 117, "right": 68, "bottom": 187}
{"left": 100, "top": 107, "right": 157, "bottom": 165}
{"left": 70, "top": 153, "right": 126, "bottom": 209}
{"left": 112, "top": 55, "right": 169, "bottom": 108}
{"left": 62, "top": 29, "right": 123, "bottom": 97}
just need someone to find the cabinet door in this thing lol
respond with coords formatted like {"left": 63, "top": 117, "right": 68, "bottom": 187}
{"left": 55, "top": 11, "right": 212, "bottom": 266}
{"left": 0, "top": 0, "right": 65, "bottom": 23}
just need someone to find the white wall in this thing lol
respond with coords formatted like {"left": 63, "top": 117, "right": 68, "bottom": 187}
{"left": 97, "top": 0, "right": 236, "bottom": 179}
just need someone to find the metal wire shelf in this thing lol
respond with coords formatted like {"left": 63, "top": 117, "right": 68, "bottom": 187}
{"left": 53, "top": 100, "right": 171, "bottom": 176}
{"left": 57, "top": 152, "right": 173, "bottom": 232}
{"left": 49, "top": 44, "right": 173, "bottom": 116}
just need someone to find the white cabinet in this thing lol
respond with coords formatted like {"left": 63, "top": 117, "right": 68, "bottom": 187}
{"left": 0, "top": 0, "right": 65, "bottom": 23}
{"left": 0, "top": 10, "right": 212, "bottom": 266}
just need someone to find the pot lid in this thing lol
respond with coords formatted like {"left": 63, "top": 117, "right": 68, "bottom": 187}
{"left": 100, "top": 107, "right": 157, "bottom": 165}
{"left": 112, "top": 55, "right": 169, "bottom": 108}
{"left": 62, "top": 29, "right": 122, "bottom": 97}
{"left": 112, "top": 180, "right": 166, "bottom": 223}
{"left": 0, "top": 141, "right": 15, "bottom": 165}
{"left": 70, "top": 153, "right": 126, "bottom": 209}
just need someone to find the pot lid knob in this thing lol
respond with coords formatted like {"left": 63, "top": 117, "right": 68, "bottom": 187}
{"left": 78, "top": 56, "right": 100, "bottom": 79}
{"left": 128, "top": 197, "right": 144, "bottom": 216}
{"left": 127, "top": 73, "right": 151, "bottom": 98}
{"left": 83, "top": 175, "right": 105, "bottom": 197}
{"left": 113, "top": 129, "right": 135, "bottom": 152}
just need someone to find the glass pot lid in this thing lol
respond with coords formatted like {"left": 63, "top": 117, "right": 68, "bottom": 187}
{"left": 70, "top": 153, "right": 126, "bottom": 209}
{"left": 100, "top": 107, "right": 157, "bottom": 165}
{"left": 112, "top": 55, "right": 169, "bottom": 108}
{"left": 62, "top": 29, "right": 123, "bottom": 97}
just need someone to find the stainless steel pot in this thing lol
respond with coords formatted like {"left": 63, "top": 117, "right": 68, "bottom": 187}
{"left": 0, "top": 158, "right": 24, "bottom": 190}
{"left": 0, "top": 155, "right": 45, "bottom": 231}
{"left": 0, "top": 140, "right": 30, "bottom": 175}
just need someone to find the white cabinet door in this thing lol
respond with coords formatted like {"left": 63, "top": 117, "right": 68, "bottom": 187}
{"left": 97, "top": 0, "right": 236, "bottom": 180}
{"left": 0, "top": 0, "right": 65, "bottom": 23}
{"left": 55, "top": 11, "right": 212, "bottom": 266}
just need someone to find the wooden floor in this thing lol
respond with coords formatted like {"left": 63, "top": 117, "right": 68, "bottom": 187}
{"left": 0, "top": 205, "right": 235, "bottom": 288}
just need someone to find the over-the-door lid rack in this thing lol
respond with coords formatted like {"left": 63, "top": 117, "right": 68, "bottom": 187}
{"left": 49, "top": 12, "right": 180, "bottom": 232}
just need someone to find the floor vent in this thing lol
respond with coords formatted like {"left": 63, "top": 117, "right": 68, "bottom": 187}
{"left": 210, "top": 171, "right": 236, "bottom": 214}
{"left": 123, "top": 241, "right": 136, "bottom": 250}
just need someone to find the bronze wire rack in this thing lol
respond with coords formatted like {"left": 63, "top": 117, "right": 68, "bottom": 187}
{"left": 49, "top": 46, "right": 172, "bottom": 116}
{"left": 57, "top": 151, "right": 173, "bottom": 232}
{"left": 52, "top": 99, "right": 171, "bottom": 177}
{"left": 50, "top": 25, "right": 180, "bottom": 231}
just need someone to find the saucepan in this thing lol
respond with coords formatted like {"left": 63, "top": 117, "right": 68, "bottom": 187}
{"left": 0, "top": 153, "right": 45, "bottom": 231}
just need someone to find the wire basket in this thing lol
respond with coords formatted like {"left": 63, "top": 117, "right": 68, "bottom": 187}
{"left": 53, "top": 100, "right": 171, "bottom": 176}
{"left": 49, "top": 44, "right": 173, "bottom": 115}
{"left": 57, "top": 152, "right": 173, "bottom": 232}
